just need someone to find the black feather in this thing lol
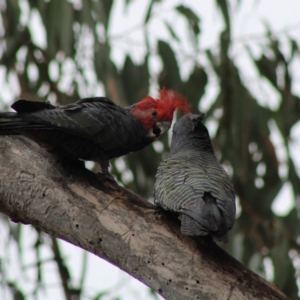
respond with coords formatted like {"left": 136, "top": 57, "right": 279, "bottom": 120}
{"left": 12, "top": 99, "right": 56, "bottom": 113}
{"left": 0, "top": 97, "right": 154, "bottom": 177}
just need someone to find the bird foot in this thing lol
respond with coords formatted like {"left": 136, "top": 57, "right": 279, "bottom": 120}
{"left": 96, "top": 172, "right": 116, "bottom": 182}
{"left": 154, "top": 206, "right": 165, "bottom": 214}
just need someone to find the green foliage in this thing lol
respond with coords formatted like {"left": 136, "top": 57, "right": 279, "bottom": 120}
{"left": 175, "top": 5, "right": 201, "bottom": 41}
{"left": 1, "top": 0, "right": 300, "bottom": 299}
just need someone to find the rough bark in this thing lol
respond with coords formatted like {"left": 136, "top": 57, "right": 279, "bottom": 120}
{"left": 0, "top": 136, "right": 289, "bottom": 300}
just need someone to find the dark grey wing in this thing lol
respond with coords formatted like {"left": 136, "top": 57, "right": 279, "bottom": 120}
{"left": 154, "top": 155, "right": 217, "bottom": 236}
{"left": 19, "top": 97, "right": 130, "bottom": 144}
{"left": 75, "top": 97, "right": 116, "bottom": 105}
{"left": 181, "top": 151, "right": 236, "bottom": 233}
{"left": 154, "top": 156, "right": 208, "bottom": 211}
{"left": 154, "top": 150, "right": 235, "bottom": 236}
{"left": 201, "top": 152, "right": 236, "bottom": 230}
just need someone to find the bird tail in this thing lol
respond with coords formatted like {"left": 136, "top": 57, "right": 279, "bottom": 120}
{"left": 0, "top": 112, "right": 45, "bottom": 135}
{"left": 0, "top": 112, "right": 22, "bottom": 134}
{"left": 0, "top": 112, "right": 19, "bottom": 119}
{"left": 180, "top": 192, "right": 230, "bottom": 243}
{"left": 181, "top": 214, "right": 209, "bottom": 236}
{"left": 212, "top": 232, "right": 229, "bottom": 243}
{"left": 0, "top": 99, "right": 57, "bottom": 135}
{"left": 181, "top": 213, "right": 230, "bottom": 243}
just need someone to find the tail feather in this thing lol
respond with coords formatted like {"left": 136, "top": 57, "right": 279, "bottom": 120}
{"left": 180, "top": 192, "right": 230, "bottom": 243}
{"left": 0, "top": 99, "right": 56, "bottom": 135}
{"left": 213, "top": 232, "right": 230, "bottom": 243}
{"left": 0, "top": 112, "right": 20, "bottom": 119}
{"left": 181, "top": 214, "right": 208, "bottom": 236}
{"left": 0, "top": 112, "right": 21, "bottom": 134}
{"left": 181, "top": 207, "right": 217, "bottom": 232}
{"left": 0, "top": 114, "right": 48, "bottom": 135}
{"left": 181, "top": 214, "right": 230, "bottom": 243}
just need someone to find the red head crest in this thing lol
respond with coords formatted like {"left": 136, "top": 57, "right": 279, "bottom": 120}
{"left": 131, "top": 89, "right": 190, "bottom": 130}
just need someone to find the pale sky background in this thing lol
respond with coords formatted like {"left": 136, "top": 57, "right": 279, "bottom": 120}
{"left": 1, "top": 0, "right": 300, "bottom": 299}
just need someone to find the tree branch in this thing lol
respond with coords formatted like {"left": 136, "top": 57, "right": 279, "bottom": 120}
{"left": 0, "top": 136, "right": 289, "bottom": 300}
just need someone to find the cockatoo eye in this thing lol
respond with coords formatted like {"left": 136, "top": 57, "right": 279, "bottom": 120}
{"left": 152, "top": 111, "right": 157, "bottom": 116}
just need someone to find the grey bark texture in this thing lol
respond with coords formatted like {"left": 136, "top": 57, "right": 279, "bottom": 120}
{"left": 0, "top": 136, "right": 290, "bottom": 300}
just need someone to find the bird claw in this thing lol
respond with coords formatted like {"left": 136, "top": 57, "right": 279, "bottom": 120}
{"left": 96, "top": 172, "right": 116, "bottom": 182}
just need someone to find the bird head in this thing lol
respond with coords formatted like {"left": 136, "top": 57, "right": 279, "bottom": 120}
{"left": 130, "top": 89, "right": 190, "bottom": 140}
{"left": 173, "top": 113, "right": 206, "bottom": 135}
{"left": 170, "top": 113, "right": 212, "bottom": 153}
